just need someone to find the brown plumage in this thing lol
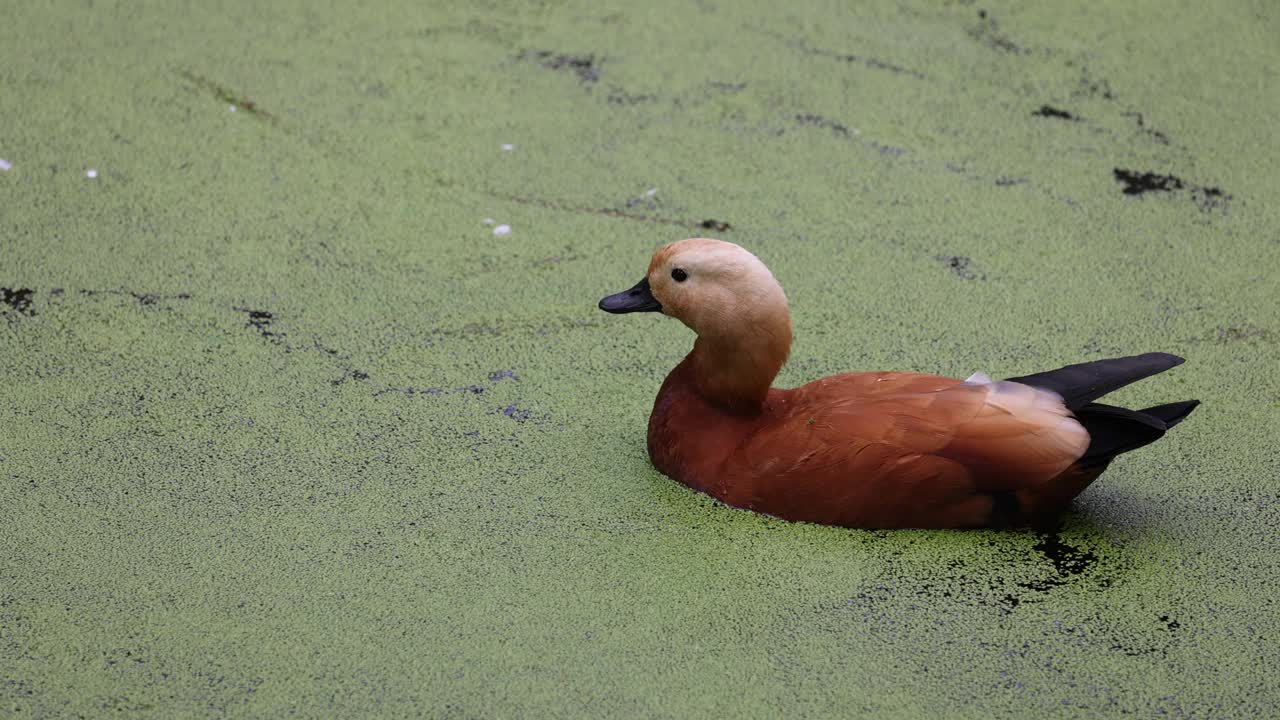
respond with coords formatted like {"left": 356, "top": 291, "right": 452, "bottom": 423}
{"left": 599, "top": 238, "right": 1199, "bottom": 529}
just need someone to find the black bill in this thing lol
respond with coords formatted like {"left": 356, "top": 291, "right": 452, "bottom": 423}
{"left": 598, "top": 276, "right": 662, "bottom": 314}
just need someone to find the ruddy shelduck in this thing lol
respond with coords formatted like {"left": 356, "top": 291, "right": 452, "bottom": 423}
{"left": 599, "top": 238, "right": 1199, "bottom": 529}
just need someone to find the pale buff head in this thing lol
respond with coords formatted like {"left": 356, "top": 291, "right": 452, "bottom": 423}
{"left": 599, "top": 238, "right": 792, "bottom": 409}
{"left": 643, "top": 238, "right": 789, "bottom": 337}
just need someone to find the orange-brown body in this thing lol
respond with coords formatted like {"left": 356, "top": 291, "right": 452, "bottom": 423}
{"left": 648, "top": 356, "right": 1102, "bottom": 528}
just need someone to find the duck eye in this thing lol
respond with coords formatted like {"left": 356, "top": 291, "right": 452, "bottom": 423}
{"left": 671, "top": 268, "right": 689, "bottom": 282}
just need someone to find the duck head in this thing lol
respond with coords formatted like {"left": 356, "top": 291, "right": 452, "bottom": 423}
{"left": 599, "top": 238, "right": 792, "bottom": 411}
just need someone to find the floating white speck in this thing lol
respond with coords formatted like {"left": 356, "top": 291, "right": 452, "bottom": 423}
{"left": 493, "top": 224, "right": 512, "bottom": 236}
{"left": 86, "top": 169, "right": 98, "bottom": 178}
{"left": 229, "top": 104, "right": 238, "bottom": 112}
{"left": 482, "top": 218, "right": 495, "bottom": 225}
{"left": 644, "top": 188, "right": 658, "bottom": 196}
{"left": 500, "top": 144, "right": 514, "bottom": 151}
{"left": 0, "top": 158, "right": 11, "bottom": 171}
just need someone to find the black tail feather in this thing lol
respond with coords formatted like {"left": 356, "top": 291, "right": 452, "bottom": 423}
{"left": 1139, "top": 400, "right": 1201, "bottom": 429}
{"left": 1007, "top": 353, "right": 1198, "bottom": 468}
{"left": 1074, "top": 403, "right": 1168, "bottom": 467}
{"left": 1006, "top": 352, "right": 1185, "bottom": 410}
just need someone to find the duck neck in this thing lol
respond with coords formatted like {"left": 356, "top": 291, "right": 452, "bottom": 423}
{"left": 688, "top": 310, "right": 791, "bottom": 414}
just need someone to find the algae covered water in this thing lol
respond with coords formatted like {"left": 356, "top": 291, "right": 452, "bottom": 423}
{"left": 2, "top": 0, "right": 1278, "bottom": 716}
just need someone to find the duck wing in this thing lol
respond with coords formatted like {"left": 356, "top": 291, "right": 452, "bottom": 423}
{"left": 730, "top": 372, "right": 1089, "bottom": 528}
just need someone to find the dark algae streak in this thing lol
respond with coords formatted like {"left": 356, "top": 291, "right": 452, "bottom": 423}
{"left": 1, "top": 287, "right": 36, "bottom": 316}
{"left": 1113, "top": 169, "right": 1185, "bottom": 195}
{"left": 1019, "top": 530, "right": 1100, "bottom": 593}
{"left": 240, "top": 308, "right": 286, "bottom": 343}
{"left": 1113, "top": 169, "right": 1232, "bottom": 211}
{"left": 1032, "top": 105, "right": 1079, "bottom": 120}
{"left": 517, "top": 49, "right": 601, "bottom": 83}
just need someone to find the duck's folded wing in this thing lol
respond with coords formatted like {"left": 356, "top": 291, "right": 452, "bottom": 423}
{"left": 732, "top": 373, "right": 1090, "bottom": 526}
{"left": 935, "top": 377, "right": 1089, "bottom": 485}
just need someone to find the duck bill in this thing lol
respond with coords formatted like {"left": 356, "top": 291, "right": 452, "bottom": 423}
{"left": 599, "top": 277, "right": 662, "bottom": 314}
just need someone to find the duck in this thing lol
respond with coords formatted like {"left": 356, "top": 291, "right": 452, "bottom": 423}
{"left": 598, "top": 238, "right": 1199, "bottom": 529}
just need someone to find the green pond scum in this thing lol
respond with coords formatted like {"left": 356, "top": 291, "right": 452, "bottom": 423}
{"left": 2, "top": 0, "right": 1278, "bottom": 717}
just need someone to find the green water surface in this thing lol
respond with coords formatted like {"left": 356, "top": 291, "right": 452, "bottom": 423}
{"left": 2, "top": 1, "right": 1278, "bottom": 717}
